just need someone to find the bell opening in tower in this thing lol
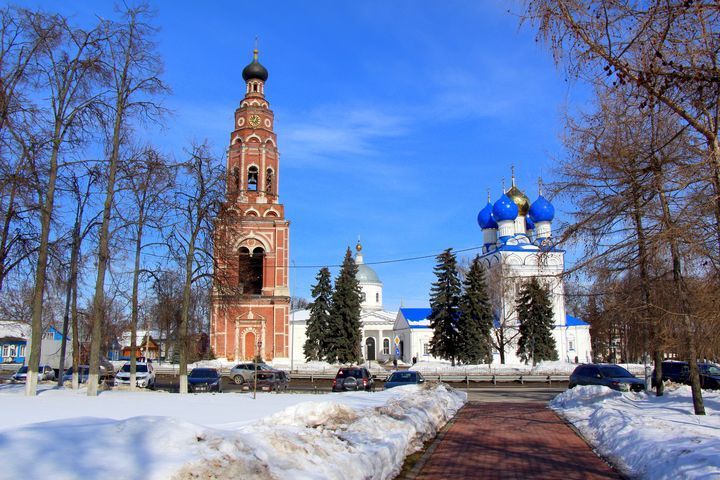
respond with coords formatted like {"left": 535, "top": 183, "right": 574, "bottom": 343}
{"left": 239, "top": 246, "right": 264, "bottom": 294}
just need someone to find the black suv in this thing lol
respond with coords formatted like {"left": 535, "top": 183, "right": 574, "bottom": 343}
{"left": 332, "top": 367, "right": 375, "bottom": 392}
{"left": 569, "top": 363, "right": 645, "bottom": 392}
{"left": 652, "top": 361, "right": 720, "bottom": 390}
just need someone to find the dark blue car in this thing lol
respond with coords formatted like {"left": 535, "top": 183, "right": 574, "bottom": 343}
{"left": 569, "top": 364, "right": 645, "bottom": 392}
{"left": 188, "top": 368, "right": 222, "bottom": 393}
{"left": 384, "top": 371, "right": 425, "bottom": 390}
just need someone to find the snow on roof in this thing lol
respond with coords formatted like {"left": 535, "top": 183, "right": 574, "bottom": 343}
{"left": 565, "top": 314, "right": 589, "bottom": 327}
{"left": 400, "top": 308, "right": 432, "bottom": 329}
{"left": 0, "top": 321, "right": 30, "bottom": 340}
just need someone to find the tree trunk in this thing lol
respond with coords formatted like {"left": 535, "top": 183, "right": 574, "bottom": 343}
{"left": 652, "top": 157, "right": 704, "bottom": 414}
{"left": 87, "top": 103, "right": 124, "bottom": 397}
{"left": 129, "top": 211, "right": 145, "bottom": 391}
{"left": 178, "top": 241, "right": 195, "bottom": 394}
{"left": 628, "top": 179, "right": 659, "bottom": 394}
{"left": 25, "top": 136, "right": 61, "bottom": 397}
{"left": 57, "top": 217, "right": 80, "bottom": 388}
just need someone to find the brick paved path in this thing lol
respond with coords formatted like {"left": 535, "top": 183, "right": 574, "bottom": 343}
{"left": 415, "top": 402, "right": 621, "bottom": 480}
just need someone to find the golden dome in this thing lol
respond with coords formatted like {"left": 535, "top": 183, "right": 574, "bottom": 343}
{"left": 356, "top": 240, "right": 362, "bottom": 252}
{"left": 506, "top": 185, "right": 530, "bottom": 216}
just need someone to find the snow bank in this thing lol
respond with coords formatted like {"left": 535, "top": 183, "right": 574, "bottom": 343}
{"left": 551, "top": 385, "right": 720, "bottom": 479}
{"left": 0, "top": 383, "right": 465, "bottom": 480}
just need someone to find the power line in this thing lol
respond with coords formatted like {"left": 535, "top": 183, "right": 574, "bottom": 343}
{"left": 289, "top": 245, "right": 486, "bottom": 269}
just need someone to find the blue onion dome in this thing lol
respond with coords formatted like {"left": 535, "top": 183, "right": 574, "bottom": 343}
{"left": 526, "top": 215, "right": 535, "bottom": 231}
{"left": 529, "top": 195, "right": 555, "bottom": 223}
{"left": 477, "top": 202, "right": 494, "bottom": 229}
{"left": 242, "top": 49, "right": 269, "bottom": 82}
{"left": 506, "top": 185, "right": 530, "bottom": 216}
{"left": 492, "top": 194, "right": 518, "bottom": 222}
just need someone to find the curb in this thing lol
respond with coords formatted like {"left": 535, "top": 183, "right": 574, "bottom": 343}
{"left": 400, "top": 404, "right": 464, "bottom": 479}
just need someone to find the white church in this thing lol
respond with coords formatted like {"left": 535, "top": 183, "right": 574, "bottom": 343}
{"left": 289, "top": 174, "right": 592, "bottom": 366}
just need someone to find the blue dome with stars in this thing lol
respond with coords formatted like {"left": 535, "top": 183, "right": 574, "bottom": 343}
{"left": 492, "top": 194, "right": 518, "bottom": 222}
{"left": 477, "top": 202, "right": 498, "bottom": 229}
{"left": 529, "top": 195, "right": 555, "bottom": 223}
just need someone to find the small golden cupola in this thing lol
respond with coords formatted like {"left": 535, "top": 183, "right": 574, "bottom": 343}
{"left": 505, "top": 166, "right": 530, "bottom": 216}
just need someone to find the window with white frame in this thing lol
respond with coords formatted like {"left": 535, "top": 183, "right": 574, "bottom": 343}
{"left": 1, "top": 344, "right": 8, "bottom": 357}
{"left": 568, "top": 336, "right": 575, "bottom": 351}
{"left": 18, "top": 345, "right": 25, "bottom": 357}
{"left": 382, "top": 338, "right": 390, "bottom": 355}
{"left": 423, "top": 343, "right": 429, "bottom": 355}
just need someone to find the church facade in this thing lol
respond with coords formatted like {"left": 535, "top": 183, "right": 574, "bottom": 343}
{"left": 394, "top": 174, "right": 592, "bottom": 365}
{"left": 210, "top": 50, "right": 291, "bottom": 362}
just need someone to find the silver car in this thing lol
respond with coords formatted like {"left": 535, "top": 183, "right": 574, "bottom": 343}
{"left": 228, "top": 362, "right": 274, "bottom": 385}
{"left": 12, "top": 365, "right": 56, "bottom": 382}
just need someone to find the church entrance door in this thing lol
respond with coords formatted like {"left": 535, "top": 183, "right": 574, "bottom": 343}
{"left": 365, "top": 337, "right": 376, "bottom": 361}
{"left": 244, "top": 332, "right": 256, "bottom": 360}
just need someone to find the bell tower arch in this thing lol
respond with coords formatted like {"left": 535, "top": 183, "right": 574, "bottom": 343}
{"left": 211, "top": 48, "right": 290, "bottom": 361}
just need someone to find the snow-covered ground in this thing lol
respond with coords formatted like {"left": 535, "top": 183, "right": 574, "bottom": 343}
{"left": 0, "top": 382, "right": 465, "bottom": 480}
{"left": 551, "top": 385, "right": 720, "bottom": 479}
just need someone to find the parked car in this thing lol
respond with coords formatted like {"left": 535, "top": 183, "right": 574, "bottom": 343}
{"left": 228, "top": 362, "right": 275, "bottom": 385}
{"left": 332, "top": 367, "right": 375, "bottom": 392}
{"left": 242, "top": 370, "right": 289, "bottom": 392}
{"left": 651, "top": 360, "right": 689, "bottom": 387}
{"left": 569, "top": 364, "right": 645, "bottom": 392}
{"left": 188, "top": 367, "right": 222, "bottom": 393}
{"left": 384, "top": 371, "right": 425, "bottom": 390}
{"left": 63, "top": 365, "right": 90, "bottom": 384}
{"left": 11, "top": 365, "right": 56, "bottom": 382}
{"left": 114, "top": 362, "right": 155, "bottom": 389}
{"left": 652, "top": 361, "right": 720, "bottom": 390}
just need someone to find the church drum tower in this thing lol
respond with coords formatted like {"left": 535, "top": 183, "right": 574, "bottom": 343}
{"left": 211, "top": 50, "right": 290, "bottom": 361}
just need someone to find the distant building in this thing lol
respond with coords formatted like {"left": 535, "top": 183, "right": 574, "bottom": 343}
{"left": 119, "top": 330, "right": 163, "bottom": 360}
{"left": 0, "top": 321, "right": 72, "bottom": 368}
{"left": 290, "top": 242, "right": 397, "bottom": 365}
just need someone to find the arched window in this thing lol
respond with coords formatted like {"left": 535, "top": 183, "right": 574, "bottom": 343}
{"left": 265, "top": 168, "right": 274, "bottom": 195}
{"left": 238, "top": 246, "right": 264, "bottom": 294}
{"left": 375, "top": 292, "right": 379, "bottom": 303}
{"left": 248, "top": 166, "right": 258, "bottom": 191}
{"left": 382, "top": 338, "right": 390, "bottom": 355}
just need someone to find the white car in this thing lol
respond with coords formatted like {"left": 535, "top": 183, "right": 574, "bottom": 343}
{"left": 114, "top": 362, "right": 155, "bottom": 388}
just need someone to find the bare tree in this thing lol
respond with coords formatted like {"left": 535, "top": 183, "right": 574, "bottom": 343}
{"left": 487, "top": 257, "right": 521, "bottom": 364}
{"left": 23, "top": 12, "right": 106, "bottom": 397}
{"left": 87, "top": 4, "right": 166, "bottom": 396}
{"left": 166, "top": 142, "right": 223, "bottom": 393}
{"left": 117, "top": 146, "right": 172, "bottom": 389}
{"left": 56, "top": 166, "right": 100, "bottom": 388}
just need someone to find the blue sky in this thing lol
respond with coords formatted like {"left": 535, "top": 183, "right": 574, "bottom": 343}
{"left": 23, "top": 1, "right": 589, "bottom": 309}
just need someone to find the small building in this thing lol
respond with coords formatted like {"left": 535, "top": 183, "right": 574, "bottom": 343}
{"left": 393, "top": 308, "right": 434, "bottom": 363}
{"left": 119, "top": 330, "right": 162, "bottom": 360}
{"left": 0, "top": 321, "right": 72, "bottom": 368}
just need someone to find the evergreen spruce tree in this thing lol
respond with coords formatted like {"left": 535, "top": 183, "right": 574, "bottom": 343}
{"left": 304, "top": 267, "right": 332, "bottom": 361}
{"left": 428, "top": 249, "right": 461, "bottom": 366}
{"left": 327, "top": 248, "right": 363, "bottom": 364}
{"left": 457, "top": 255, "right": 494, "bottom": 365}
{"left": 516, "top": 277, "right": 558, "bottom": 366}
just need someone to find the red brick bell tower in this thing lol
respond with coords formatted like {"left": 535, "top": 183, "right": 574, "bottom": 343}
{"left": 211, "top": 49, "right": 290, "bottom": 361}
